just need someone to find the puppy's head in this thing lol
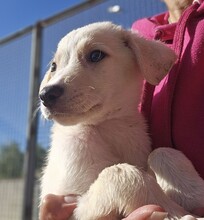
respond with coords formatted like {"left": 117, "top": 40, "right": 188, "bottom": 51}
{"left": 39, "top": 22, "right": 176, "bottom": 126}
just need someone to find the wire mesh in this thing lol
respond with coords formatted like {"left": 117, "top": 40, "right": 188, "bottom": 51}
{"left": 0, "top": 33, "right": 32, "bottom": 220}
{"left": 0, "top": 1, "right": 166, "bottom": 219}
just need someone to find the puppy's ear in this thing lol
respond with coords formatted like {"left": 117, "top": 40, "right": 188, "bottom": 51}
{"left": 126, "top": 30, "right": 177, "bottom": 85}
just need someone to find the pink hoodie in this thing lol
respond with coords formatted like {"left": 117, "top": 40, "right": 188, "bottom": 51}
{"left": 132, "top": 0, "right": 204, "bottom": 179}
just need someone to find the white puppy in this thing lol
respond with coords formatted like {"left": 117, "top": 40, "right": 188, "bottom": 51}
{"left": 39, "top": 22, "right": 204, "bottom": 220}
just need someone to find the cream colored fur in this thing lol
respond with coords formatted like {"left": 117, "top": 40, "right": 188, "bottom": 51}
{"left": 39, "top": 22, "right": 204, "bottom": 220}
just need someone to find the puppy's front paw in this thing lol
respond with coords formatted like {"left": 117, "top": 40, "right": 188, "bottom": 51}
{"left": 73, "top": 163, "right": 188, "bottom": 220}
{"left": 73, "top": 163, "right": 148, "bottom": 220}
{"left": 148, "top": 148, "right": 204, "bottom": 212}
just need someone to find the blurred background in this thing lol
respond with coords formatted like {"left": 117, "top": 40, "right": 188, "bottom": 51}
{"left": 0, "top": 0, "right": 166, "bottom": 219}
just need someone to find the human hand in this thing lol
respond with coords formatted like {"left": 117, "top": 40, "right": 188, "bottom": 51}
{"left": 122, "top": 205, "right": 167, "bottom": 220}
{"left": 39, "top": 195, "right": 204, "bottom": 220}
{"left": 39, "top": 194, "right": 78, "bottom": 220}
{"left": 122, "top": 205, "right": 204, "bottom": 220}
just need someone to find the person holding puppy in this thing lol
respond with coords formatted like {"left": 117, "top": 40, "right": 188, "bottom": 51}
{"left": 132, "top": 0, "right": 204, "bottom": 181}
{"left": 129, "top": 0, "right": 204, "bottom": 218}
{"left": 39, "top": 0, "right": 204, "bottom": 219}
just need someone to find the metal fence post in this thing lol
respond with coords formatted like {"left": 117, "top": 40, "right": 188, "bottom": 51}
{"left": 22, "top": 22, "right": 42, "bottom": 220}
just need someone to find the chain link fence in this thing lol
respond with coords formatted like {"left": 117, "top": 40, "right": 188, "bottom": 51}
{"left": 0, "top": 0, "right": 166, "bottom": 219}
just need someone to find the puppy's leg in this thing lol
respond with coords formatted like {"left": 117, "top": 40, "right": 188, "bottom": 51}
{"left": 148, "top": 148, "right": 204, "bottom": 212}
{"left": 73, "top": 163, "right": 187, "bottom": 220}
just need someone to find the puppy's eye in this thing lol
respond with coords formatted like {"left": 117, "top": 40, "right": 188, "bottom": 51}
{"left": 89, "top": 50, "right": 106, "bottom": 63}
{"left": 51, "top": 62, "right": 57, "bottom": 72}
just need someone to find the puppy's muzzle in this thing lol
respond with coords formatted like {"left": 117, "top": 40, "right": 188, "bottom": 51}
{"left": 39, "top": 85, "right": 64, "bottom": 107}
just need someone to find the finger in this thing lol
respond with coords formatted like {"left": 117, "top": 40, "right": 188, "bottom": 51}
{"left": 57, "top": 203, "right": 77, "bottom": 220}
{"left": 39, "top": 194, "right": 77, "bottom": 220}
{"left": 149, "top": 211, "right": 168, "bottom": 220}
{"left": 123, "top": 205, "right": 167, "bottom": 220}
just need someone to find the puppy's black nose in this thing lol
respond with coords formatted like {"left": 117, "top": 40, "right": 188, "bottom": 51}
{"left": 39, "top": 85, "right": 64, "bottom": 107}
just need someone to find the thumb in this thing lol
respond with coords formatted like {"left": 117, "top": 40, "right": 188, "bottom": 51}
{"left": 39, "top": 194, "right": 78, "bottom": 220}
{"left": 123, "top": 205, "right": 167, "bottom": 220}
